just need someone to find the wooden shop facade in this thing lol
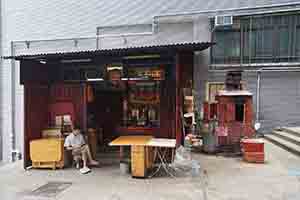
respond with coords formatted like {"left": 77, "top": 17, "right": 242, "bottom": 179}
{"left": 10, "top": 42, "right": 212, "bottom": 168}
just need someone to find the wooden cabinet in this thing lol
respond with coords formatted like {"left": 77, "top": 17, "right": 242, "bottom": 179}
{"left": 131, "top": 146, "right": 146, "bottom": 178}
{"left": 131, "top": 146, "right": 153, "bottom": 178}
{"left": 30, "top": 138, "right": 65, "bottom": 170}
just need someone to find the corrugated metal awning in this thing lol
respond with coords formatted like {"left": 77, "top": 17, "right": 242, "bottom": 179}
{"left": 3, "top": 42, "right": 214, "bottom": 60}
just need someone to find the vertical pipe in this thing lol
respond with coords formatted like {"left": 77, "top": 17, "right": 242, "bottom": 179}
{"left": 152, "top": 17, "right": 157, "bottom": 34}
{"left": 10, "top": 41, "right": 16, "bottom": 162}
{"left": 256, "top": 71, "right": 261, "bottom": 122}
{"left": 96, "top": 28, "right": 100, "bottom": 50}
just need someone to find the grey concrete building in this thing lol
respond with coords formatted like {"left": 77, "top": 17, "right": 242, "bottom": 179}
{"left": 1, "top": 0, "right": 300, "bottom": 163}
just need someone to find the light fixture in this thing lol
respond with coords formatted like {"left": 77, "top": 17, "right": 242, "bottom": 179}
{"left": 61, "top": 58, "right": 92, "bottom": 63}
{"left": 107, "top": 66, "right": 123, "bottom": 71}
{"left": 123, "top": 54, "right": 160, "bottom": 59}
{"left": 39, "top": 60, "right": 47, "bottom": 64}
{"left": 121, "top": 77, "right": 150, "bottom": 81}
{"left": 87, "top": 78, "right": 104, "bottom": 82}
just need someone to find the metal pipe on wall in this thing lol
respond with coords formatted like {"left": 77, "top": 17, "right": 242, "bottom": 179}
{"left": 10, "top": 41, "right": 16, "bottom": 162}
{"left": 256, "top": 71, "right": 261, "bottom": 123}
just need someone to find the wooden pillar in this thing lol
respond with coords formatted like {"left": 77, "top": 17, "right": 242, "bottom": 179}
{"left": 175, "top": 51, "right": 194, "bottom": 146}
{"left": 24, "top": 84, "right": 29, "bottom": 169}
{"left": 82, "top": 83, "right": 87, "bottom": 132}
{"left": 175, "top": 53, "right": 182, "bottom": 146}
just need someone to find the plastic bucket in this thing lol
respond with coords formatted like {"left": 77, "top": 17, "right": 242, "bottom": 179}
{"left": 120, "top": 162, "right": 129, "bottom": 175}
{"left": 202, "top": 132, "right": 217, "bottom": 153}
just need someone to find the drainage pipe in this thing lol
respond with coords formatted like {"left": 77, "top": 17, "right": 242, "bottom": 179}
{"left": 10, "top": 41, "right": 16, "bottom": 162}
{"left": 256, "top": 71, "right": 261, "bottom": 123}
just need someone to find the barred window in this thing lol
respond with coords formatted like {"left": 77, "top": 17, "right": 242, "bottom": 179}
{"left": 211, "top": 13, "right": 300, "bottom": 64}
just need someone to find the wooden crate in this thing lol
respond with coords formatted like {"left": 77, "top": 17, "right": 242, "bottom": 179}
{"left": 241, "top": 139, "right": 264, "bottom": 153}
{"left": 30, "top": 138, "right": 65, "bottom": 170}
{"left": 243, "top": 152, "right": 265, "bottom": 163}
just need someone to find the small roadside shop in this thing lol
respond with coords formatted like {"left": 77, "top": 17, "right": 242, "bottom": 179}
{"left": 9, "top": 42, "right": 213, "bottom": 175}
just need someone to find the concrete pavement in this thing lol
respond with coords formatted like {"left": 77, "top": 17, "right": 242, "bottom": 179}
{"left": 0, "top": 140, "right": 299, "bottom": 200}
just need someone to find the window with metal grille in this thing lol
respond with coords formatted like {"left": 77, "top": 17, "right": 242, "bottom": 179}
{"left": 211, "top": 12, "right": 300, "bottom": 64}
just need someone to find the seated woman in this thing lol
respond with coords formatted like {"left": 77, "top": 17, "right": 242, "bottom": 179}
{"left": 64, "top": 125, "right": 99, "bottom": 174}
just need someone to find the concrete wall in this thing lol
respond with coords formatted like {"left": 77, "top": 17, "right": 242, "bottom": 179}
{"left": 12, "top": 22, "right": 196, "bottom": 55}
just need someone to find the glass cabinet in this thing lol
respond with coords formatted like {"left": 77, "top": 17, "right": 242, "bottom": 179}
{"left": 122, "top": 66, "right": 164, "bottom": 128}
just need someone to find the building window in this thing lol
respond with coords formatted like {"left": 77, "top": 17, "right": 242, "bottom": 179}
{"left": 295, "top": 16, "right": 300, "bottom": 57}
{"left": 277, "top": 16, "right": 290, "bottom": 58}
{"left": 212, "top": 25, "right": 241, "bottom": 64}
{"left": 242, "top": 17, "right": 275, "bottom": 63}
{"left": 211, "top": 13, "right": 300, "bottom": 64}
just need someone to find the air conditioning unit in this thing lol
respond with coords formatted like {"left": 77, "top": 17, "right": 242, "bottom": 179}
{"left": 214, "top": 16, "right": 233, "bottom": 27}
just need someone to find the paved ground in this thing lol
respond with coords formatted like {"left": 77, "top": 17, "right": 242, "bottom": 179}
{"left": 0, "top": 140, "right": 299, "bottom": 200}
